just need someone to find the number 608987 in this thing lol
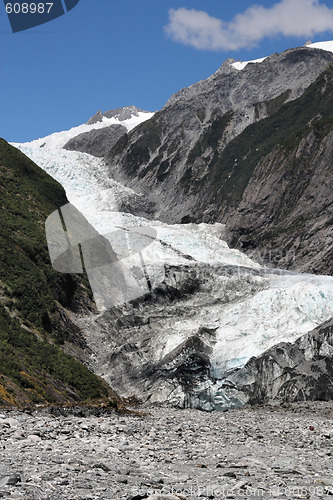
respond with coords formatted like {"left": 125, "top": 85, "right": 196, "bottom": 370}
{"left": 5, "top": 3, "right": 54, "bottom": 14}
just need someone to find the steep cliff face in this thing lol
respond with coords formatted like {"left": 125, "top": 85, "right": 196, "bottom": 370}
{"left": 218, "top": 67, "right": 333, "bottom": 275}
{"left": 0, "top": 140, "right": 118, "bottom": 407}
{"left": 104, "top": 47, "right": 333, "bottom": 275}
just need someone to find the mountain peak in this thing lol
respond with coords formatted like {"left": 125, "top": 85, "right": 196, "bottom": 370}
{"left": 86, "top": 105, "right": 151, "bottom": 125}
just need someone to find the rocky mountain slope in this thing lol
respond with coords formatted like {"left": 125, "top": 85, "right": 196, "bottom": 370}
{"left": 0, "top": 139, "right": 118, "bottom": 407}
{"left": 103, "top": 45, "right": 333, "bottom": 275}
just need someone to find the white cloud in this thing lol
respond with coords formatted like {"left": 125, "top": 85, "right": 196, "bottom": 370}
{"left": 164, "top": 0, "right": 333, "bottom": 51}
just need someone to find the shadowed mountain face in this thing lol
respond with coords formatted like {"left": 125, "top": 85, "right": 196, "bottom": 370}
{"left": 103, "top": 47, "right": 333, "bottom": 275}
{"left": 0, "top": 139, "right": 118, "bottom": 407}
{"left": 63, "top": 124, "right": 127, "bottom": 157}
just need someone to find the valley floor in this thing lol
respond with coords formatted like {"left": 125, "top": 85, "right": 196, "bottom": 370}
{"left": 0, "top": 402, "right": 332, "bottom": 499}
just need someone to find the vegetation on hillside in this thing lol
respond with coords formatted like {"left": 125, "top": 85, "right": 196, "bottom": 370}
{"left": 0, "top": 139, "right": 118, "bottom": 407}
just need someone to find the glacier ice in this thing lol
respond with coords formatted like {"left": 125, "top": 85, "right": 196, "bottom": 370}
{"left": 12, "top": 113, "right": 333, "bottom": 406}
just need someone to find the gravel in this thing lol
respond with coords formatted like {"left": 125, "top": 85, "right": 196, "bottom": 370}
{"left": 0, "top": 401, "right": 332, "bottom": 499}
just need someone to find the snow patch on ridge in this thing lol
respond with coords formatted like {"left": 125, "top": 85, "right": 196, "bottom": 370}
{"left": 307, "top": 40, "right": 333, "bottom": 53}
{"left": 231, "top": 40, "right": 333, "bottom": 71}
{"left": 231, "top": 56, "right": 267, "bottom": 71}
{"left": 13, "top": 111, "right": 154, "bottom": 150}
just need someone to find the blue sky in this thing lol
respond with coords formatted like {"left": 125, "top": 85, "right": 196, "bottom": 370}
{"left": 1, "top": 0, "right": 333, "bottom": 142}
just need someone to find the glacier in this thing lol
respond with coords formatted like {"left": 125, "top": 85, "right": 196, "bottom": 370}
{"left": 12, "top": 87, "right": 333, "bottom": 408}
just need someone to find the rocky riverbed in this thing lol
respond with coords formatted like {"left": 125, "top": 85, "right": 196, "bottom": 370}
{"left": 0, "top": 402, "right": 332, "bottom": 500}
